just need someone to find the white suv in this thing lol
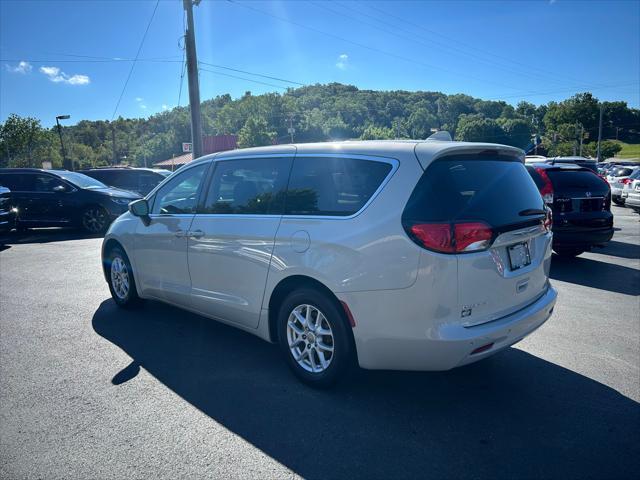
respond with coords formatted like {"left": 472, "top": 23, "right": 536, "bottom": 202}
{"left": 102, "top": 137, "right": 557, "bottom": 387}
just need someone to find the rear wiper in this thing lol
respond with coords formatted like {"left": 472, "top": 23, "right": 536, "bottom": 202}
{"left": 519, "top": 208, "right": 546, "bottom": 216}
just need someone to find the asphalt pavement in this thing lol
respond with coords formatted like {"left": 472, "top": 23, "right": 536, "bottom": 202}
{"left": 1, "top": 206, "right": 638, "bottom": 479}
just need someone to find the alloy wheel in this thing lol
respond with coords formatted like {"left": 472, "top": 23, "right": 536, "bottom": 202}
{"left": 82, "top": 208, "right": 107, "bottom": 233}
{"left": 110, "top": 256, "right": 130, "bottom": 300}
{"left": 286, "top": 304, "right": 335, "bottom": 373}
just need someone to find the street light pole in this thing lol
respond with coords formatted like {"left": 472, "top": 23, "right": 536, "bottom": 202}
{"left": 183, "top": 0, "right": 203, "bottom": 159}
{"left": 55, "top": 115, "right": 71, "bottom": 170}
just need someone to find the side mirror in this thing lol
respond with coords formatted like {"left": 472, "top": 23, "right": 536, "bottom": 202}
{"left": 129, "top": 199, "right": 151, "bottom": 225}
{"left": 53, "top": 184, "right": 67, "bottom": 193}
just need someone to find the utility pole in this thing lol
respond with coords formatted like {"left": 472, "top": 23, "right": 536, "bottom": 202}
{"left": 288, "top": 115, "right": 295, "bottom": 143}
{"left": 573, "top": 122, "right": 579, "bottom": 156}
{"left": 111, "top": 125, "right": 117, "bottom": 165}
{"left": 596, "top": 103, "right": 604, "bottom": 161}
{"left": 183, "top": 0, "right": 203, "bottom": 159}
{"left": 579, "top": 125, "right": 584, "bottom": 157}
{"left": 55, "top": 115, "right": 71, "bottom": 170}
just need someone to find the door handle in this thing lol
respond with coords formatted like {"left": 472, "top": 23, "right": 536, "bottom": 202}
{"left": 189, "top": 229, "right": 204, "bottom": 239}
{"left": 175, "top": 230, "right": 187, "bottom": 238}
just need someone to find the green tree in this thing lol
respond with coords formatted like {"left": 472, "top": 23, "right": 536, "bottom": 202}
{"left": 360, "top": 125, "right": 394, "bottom": 140}
{"left": 237, "top": 117, "right": 275, "bottom": 148}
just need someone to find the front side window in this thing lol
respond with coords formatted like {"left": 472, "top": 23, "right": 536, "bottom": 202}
{"left": 201, "top": 157, "right": 292, "bottom": 215}
{"left": 285, "top": 157, "right": 392, "bottom": 216}
{"left": 152, "top": 163, "right": 207, "bottom": 214}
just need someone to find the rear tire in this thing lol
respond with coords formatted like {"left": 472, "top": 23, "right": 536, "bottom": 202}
{"left": 612, "top": 197, "right": 624, "bottom": 206}
{"left": 277, "top": 288, "right": 352, "bottom": 388}
{"left": 106, "top": 246, "right": 140, "bottom": 308}
{"left": 554, "top": 247, "right": 585, "bottom": 257}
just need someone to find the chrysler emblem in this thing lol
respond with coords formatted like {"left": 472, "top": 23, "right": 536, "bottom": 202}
{"left": 585, "top": 191, "right": 592, "bottom": 197}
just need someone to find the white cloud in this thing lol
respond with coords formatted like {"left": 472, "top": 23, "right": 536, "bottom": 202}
{"left": 134, "top": 97, "right": 147, "bottom": 109}
{"left": 336, "top": 53, "right": 349, "bottom": 70}
{"left": 5, "top": 61, "right": 32, "bottom": 74}
{"left": 162, "top": 104, "right": 169, "bottom": 110}
{"left": 39, "top": 66, "right": 90, "bottom": 85}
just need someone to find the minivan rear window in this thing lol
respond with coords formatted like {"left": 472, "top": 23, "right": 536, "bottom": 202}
{"left": 546, "top": 169, "right": 607, "bottom": 191}
{"left": 403, "top": 156, "right": 544, "bottom": 229}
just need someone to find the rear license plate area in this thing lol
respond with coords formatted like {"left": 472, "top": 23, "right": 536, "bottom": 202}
{"left": 508, "top": 242, "right": 531, "bottom": 271}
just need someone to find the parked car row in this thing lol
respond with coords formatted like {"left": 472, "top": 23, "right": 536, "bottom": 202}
{"left": 621, "top": 168, "right": 640, "bottom": 212}
{"left": 0, "top": 167, "right": 170, "bottom": 234}
{"left": 525, "top": 162, "right": 613, "bottom": 257}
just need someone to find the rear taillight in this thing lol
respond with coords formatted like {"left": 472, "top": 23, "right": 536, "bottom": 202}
{"left": 621, "top": 178, "right": 632, "bottom": 185}
{"left": 535, "top": 167, "right": 554, "bottom": 204}
{"left": 543, "top": 207, "right": 553, "bottom": 232}
{"left": 408, "top": 222, "right": 493, "bottom": 254}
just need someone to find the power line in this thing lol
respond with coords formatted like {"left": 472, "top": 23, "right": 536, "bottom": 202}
{"left": 490, "top": 81, "right": 638, "bottom": 101}
{"left": 198, "top": 61, "right": 305, "bottom": 86}
{"left": 177, "top": 51, "right": 187, "bottom": 107}
{"left": 363, "top": 1, "right": 605, "bottom": 89}
{"left": 312, "top": 1, "right": 577, "bottom": 90}
{"left": 110, "top": 0, "right": 160, "bottom": 120}
{"left": 199, "top": 67, "right": 291, "bottom": 90}
{"left": 226, "top": 0, "right": 529, "bottom": 92}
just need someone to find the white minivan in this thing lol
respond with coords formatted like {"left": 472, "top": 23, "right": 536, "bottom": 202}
{"left": 102, "top": 137, "right": 557, "bottom": 387}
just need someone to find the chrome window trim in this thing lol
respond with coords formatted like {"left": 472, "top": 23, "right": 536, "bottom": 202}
{"left": 199, "top": 152, "right": 399, "bottom": 220}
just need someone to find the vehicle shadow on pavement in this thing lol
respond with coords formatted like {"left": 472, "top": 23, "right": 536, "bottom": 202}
{"left": 3, "top": 228, "right": 102, "bottom": 245}
{"left": 598, "top": 240, "right": 640, "bottom": 260}
{"left": 550, "top": 254, "right": 640, "bottom": 296}
{"left": 92, "top": 300, "right": 640, "bottom": 480}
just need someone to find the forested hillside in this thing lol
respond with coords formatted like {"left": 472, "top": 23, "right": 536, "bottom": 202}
{"left": 1, "top": 83, "right": 638, "bottom": 169}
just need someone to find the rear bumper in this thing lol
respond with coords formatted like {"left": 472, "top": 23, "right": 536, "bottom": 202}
{"left": 625, "top": 194, "right": 640, "bottom": 208}
{"left": 552, "top": 227, "right": 614, "bottom": 246}
{"left": 349, "top": 286, "right": 557, "bottom": 371}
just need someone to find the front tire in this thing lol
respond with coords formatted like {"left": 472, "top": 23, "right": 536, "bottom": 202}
{"left": 106, "top": 246, "right": 140, "bottom": 308}
{"left": 81, "top": 206, "right": 110, "bottom": 234}
{"left": 277, "top": 288, "right": 353, "bottom": 388}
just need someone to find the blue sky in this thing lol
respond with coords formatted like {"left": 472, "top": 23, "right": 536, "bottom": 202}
{"left": 1, "top": 0, "right": 639, "bottom": 127}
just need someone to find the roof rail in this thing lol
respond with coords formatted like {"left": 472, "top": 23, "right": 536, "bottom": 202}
{"left": 425, "top": 131, "right": 452, "bottom": 142}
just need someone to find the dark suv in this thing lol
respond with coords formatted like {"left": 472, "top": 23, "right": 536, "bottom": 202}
{"left": 0, "top": 169, "right": 140, "bottom": 234}
{"left": 526, "top": 163, "right": 613, "bottom": 257}
{"left": 79, "top": 167, "right": 170, "bottom": 196}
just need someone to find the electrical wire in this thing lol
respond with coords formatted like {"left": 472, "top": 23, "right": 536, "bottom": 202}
{"left": 226, "top": 0, "right": 529, "bottom": 92}
{"left": 110, "top": 0, "right": 160, "bottom": 120}
{"left": 199, "top": 67, "right": 290, "bottom": 90}
{"left": 198, "top": 61, "right": 305, "bottom": 86}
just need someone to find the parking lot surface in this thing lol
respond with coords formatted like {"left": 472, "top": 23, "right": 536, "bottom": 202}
{"left": 1, "top": 206, "right": 639, "bottom": 479}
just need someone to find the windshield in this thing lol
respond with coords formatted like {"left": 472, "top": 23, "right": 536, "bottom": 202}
{"left": 56, "top": 171, "right": 108, "bottom": 189}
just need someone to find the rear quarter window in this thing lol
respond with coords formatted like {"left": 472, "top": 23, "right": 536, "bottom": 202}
{"left": 403, "top": 155, "right": 544, "bottom": 229}
{"left": 285, "top": 157, "right": 392, "bottom": 216}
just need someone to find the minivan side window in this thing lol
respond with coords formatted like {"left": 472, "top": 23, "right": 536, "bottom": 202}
{"left": 285, "top": 157, "right": 392, "bottom": 216}
{"left": 201, "top": 157, "right": 292, "bottom": 215}
{"left": 151, "top": 163, "right": 207, "bottom": 215}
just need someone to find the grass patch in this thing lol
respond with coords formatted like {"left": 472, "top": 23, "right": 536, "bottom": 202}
{"left": 614, "top": 141, "right": 640, "bottom": 159}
